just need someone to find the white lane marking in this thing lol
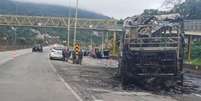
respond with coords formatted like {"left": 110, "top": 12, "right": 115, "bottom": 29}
{"left": 92, "top": 95, "right": 104, "bottom": 101}
{"left": 112, "top": 91, "right": 152, "bottom": 96}
{"left": 89, "top": 88, "right": 152, "bottom": 96}
{"left": 48, "top": 60, "right": 83, "bottom": 101}
{"left": 193, "top": 93, "right": 201, "bottom": 98}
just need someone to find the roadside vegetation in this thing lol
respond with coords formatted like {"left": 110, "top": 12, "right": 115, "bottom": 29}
{"left": 191, "top": 42, "right": 201, "bottom": 65}
{"left": 142, "top": 0, "right": 201, "bottom": 20}
{"left": 141, "top": 0, "right": 201, "bottom": 66}
{"left": 0, "top": 27, "right": 104, "bottom": 48}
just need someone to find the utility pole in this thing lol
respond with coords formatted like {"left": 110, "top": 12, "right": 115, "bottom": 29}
{"left": 67, "top": 0, "right": 71, "bottom": 47}
{"left": 74, "top": 0, "right": 78, "bottom": 46}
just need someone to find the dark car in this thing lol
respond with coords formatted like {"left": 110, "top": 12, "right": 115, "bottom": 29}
{"left": 82, "top": 49, "right": 90, "bottom": 56}
{"left": 32, "top": 44, "right": 43, "bottom": 52}
{"left": 100, "top": 50, "right": 110, "bottom": 59}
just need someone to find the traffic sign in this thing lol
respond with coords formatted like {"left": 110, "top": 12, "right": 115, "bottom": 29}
{"left": 74, "top": 43, "right": 80, "bottom": 55}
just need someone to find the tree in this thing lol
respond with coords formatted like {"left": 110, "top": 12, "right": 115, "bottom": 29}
{"left": 141, "top": 0, "right": 201, "bottom": 20}
{"left": 161, "top": 0, "right": 184, "bottom": 10}
{"left": 142, "top": 9, "right": 160, "bottom": 16}
{"left": 173, "top": 0, "right": 201, "bottom": 19}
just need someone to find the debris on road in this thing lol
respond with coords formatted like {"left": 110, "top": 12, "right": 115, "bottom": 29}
{"left": 51, "top": 57, "right": 201, "bottom": 101}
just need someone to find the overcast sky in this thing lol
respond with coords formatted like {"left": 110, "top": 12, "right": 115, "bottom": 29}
{"left": 14, "top": 0, "right": 165, "bottom": 19}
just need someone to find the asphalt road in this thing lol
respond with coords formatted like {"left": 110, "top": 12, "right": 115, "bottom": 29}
{"left": 0, "top": 48, "right": 31, "bottom": 65}
{"left": 52, "top": 58, "right": 179, "bottom": 101}
{"left": 0, "top": 49, "right": 79, "bottom": 101}
{"left": 52, "top": 57, "right": 201, "bottom": 101}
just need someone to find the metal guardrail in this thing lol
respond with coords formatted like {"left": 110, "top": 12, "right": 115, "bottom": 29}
{"left": 184, "top": 20, "right": 201, "bottom": 32}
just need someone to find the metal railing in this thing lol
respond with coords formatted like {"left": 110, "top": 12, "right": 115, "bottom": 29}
{"left": 125, "top": 36, "right": 180, "bottom": 51}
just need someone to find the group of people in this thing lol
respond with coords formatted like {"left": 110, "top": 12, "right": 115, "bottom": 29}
{"left": 62, "top": 48, "right": 71, "bottom": 62}
{"left": 62, "top": 48, "right": 83, "bottom": 64}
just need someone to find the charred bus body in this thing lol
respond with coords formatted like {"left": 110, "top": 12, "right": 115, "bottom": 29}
{"left": 118, "top": 14, "right": 185, "bottom": 89}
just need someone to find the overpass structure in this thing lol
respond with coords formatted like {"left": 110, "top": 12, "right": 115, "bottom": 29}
{"left": 0, "top": 15, "right": 122, "bottom": 32}
{"left": 0, "top": 15, "right": 201, "bottom": 59}
{"left": 1, "top": 15, "right": 201, "bottom": 33}
{"left": 0, "top": 15, "right": 122, "bottom": 56}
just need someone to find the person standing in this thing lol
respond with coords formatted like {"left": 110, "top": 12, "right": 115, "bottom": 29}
{"left": 78, "top": 49, "right": 83, "bottom": 64}
{"left": 62, "top": 47, "right": 68, "bottom": 62}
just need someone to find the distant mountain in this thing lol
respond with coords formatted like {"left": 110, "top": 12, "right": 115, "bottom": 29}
{"left": 0, "top": 0, "right": 110, "bottom": 19}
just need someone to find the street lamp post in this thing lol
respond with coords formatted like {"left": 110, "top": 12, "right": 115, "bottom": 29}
{"left": 14, "top": 1, "right": 17, "bottom": 46}
{"left": 89, "top": 25, "right": 93, "bottom": 49}
{"left": 101, "top": 32, "right": 104, "bottom": 53}
{"left": 67, "top": 0, "right": 71, "bottom": 47}
{"left": 74, "top": 0, "right": 78, "bottom": 46}
{"left": 11, "top": 27, "right": 17, "bottom": 45}
{"left": 67, "top": 17, "right": 71, "bottom": 47}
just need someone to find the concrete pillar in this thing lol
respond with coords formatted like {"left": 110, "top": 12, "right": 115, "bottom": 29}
{"left": 187, "top": 35, "right": 192, "bottom": 64}
{"left": 112, "top": 31, "right": 117, "bottom": 56}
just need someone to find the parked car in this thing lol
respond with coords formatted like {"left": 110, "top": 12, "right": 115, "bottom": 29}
{"left": 90, "top": 48, "right": 110, "bottom": 59}
{"left": 101, "top": 50, "right": 110, "bottom": 59}
{"left": 32, "top": 44, "right": 43, "bottom": 52}
{"left": 90, "top": 48, "right": 100, "bottom": 58}
{"left": 82, "top": 49, "right": 90, "bottom": 56}
{"left": 49, "top": 47, "right": 64, "bottom": 60}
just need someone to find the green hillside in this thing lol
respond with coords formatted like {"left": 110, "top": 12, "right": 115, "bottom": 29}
{"left": 0, "top": 0, "right": 109, "bottom": 19}
{"left": 0, "top": 0, "right": 110, "bottom": 48}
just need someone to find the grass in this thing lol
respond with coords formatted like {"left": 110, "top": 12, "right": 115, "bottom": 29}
{"left": 191, "top": 58, "right": 201, "bottom": 66}
{"left": 187, "top": 42, "right": 201, "bottom": 66}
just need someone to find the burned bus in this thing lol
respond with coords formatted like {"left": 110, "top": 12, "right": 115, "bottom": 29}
{"left": 118, "top": 14, "right": 185, "bottom": 89}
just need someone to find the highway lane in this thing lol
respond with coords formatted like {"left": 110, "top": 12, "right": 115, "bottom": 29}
{"left": 0, "top": 48, "right": 31, "bottom": 65}
{"left": 0, "top": 49, "right": 78, "bottom": 101}
{"left": 0, "top": 47, "right": 51, "bottom": 65}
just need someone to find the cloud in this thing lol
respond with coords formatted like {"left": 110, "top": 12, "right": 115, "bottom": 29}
{"left": 14, "top": 0, "right": 164, "bottom": 19}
